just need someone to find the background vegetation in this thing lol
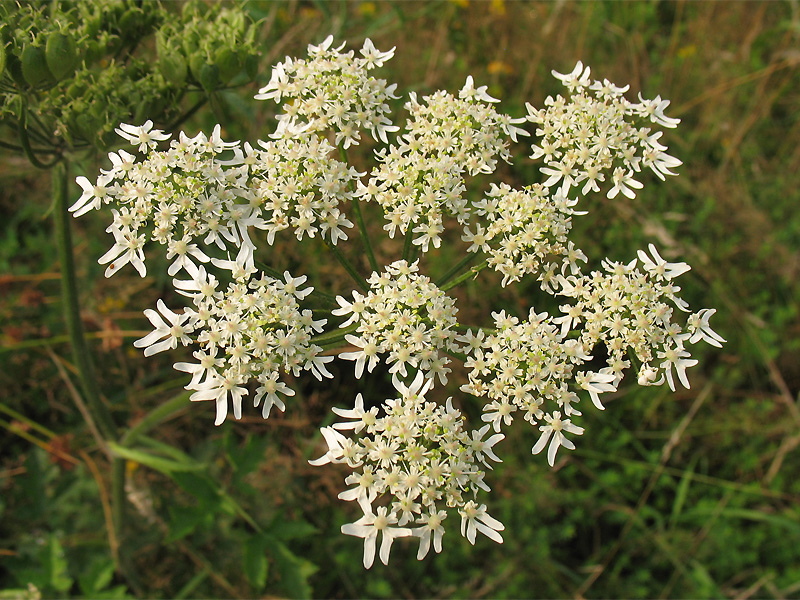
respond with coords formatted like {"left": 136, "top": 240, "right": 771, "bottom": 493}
{"left": 2, "top": 1, "right": 799, "bottom": 598}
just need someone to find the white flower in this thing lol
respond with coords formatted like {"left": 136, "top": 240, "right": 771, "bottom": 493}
{"left": 340, "top": 335, "right": 381, "bottom": 379}
{"left": 253, "top": 371, "right": 294, "bottom": 418}
{"left": 414, "top": 509, "right": 447, "bottom": 559}
{"left": 97, "top": 221, "right": 147, "bottom": 278}
{"left": 551, "top": 61, "right": 591, "bottom": 91}
{"left": 575, "top": 370, "right": 618, "bottom": 410}
{"left": 309, "top": 426, "right": 351, "bottom": 466}
{"left": 607, "top": 167, "right": 643, "bottom": 199}
{"left": 637, "top": 93, "right": 680, "bottom": 128}
{"left": 134, "top": 299, "right": 194, "bottom": 357}
{"left": 659, "top": 345, "right": 698, "bottom": 391}
{"left": 637, "top": 243, "right": 691, "bottom": 280}
{"left": 114, "top": 120, "right": 171, "bottom": 152}
{"left": 341, "top": 506, "right": 412, "bottom": 569}
{"left": 360, "top": 38, "right": 395, "bottom": 67}
{"left": 459, "top": 75, "right": 500, "bottom": 103}
{"left": 531, "top": 411, "right": 584, "bottom": 467}
{"left": 70, "top": 174, "right": 113, "bottom": 216}
{"left": 458, "top": 501, "right": 504, "bottom": 545}
{"left": 190, "top": 373, "right": 249, "bottom": 426}
{"left": 687, "top": 308, "right": 726, "bottom": 348}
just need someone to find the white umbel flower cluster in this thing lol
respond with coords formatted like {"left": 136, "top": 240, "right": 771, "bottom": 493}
{"left": 555, "top": 245, "right": 724, "bottom": 393}
{"left": 527, "top": 61, "right": 682, "bottom": 199}
{"left": 255, "top": 36, "right": 399, "bottom": 147}
{"left": 70, "top": 126, "right": 360, "bottom": 279}
{"left": 358, "top": 78, "right": 528, "bottom": 251}
{"left": 72, "top": 38, "right": 725, "bottom": 569}
{"left": 464, "top": 182, "right": 587, "bottom": 287}
{"left": 459, "top": 309, "right": 599, "bottom": 466}
{"left": 135, "top": 268, "right": 332, "bottom": 425}
{"left": 310, "top": 372, "right": 504, "bottom": 568}
{"left": 334, "top": 260, "right": 461, "bottom": 385}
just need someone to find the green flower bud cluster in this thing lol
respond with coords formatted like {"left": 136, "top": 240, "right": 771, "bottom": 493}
{"left": 0, "top": 1, "right": 258, "bottom": 154}
{"left": 156, "top": 1, "right": 260, "bottom": 92}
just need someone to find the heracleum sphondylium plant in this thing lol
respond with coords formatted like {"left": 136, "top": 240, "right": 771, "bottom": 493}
{"left": 71, "top": 37, "right": 724, "bottom": 569}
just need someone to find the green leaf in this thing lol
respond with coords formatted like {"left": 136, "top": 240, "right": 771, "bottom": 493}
{"left": 78, "top": 556, "right": 115, "bottom": 595}
{"left": 166, "top": 504, "right": 211, "bottom": 542}
{"left": 669, "top": 460, "right": 696, "bottom": 529}
{"left": 269, "top": 518, "right": 318, "bottom": 542}
{"left": 42, "top": 534, "right": 73, "bottom": 593}
{"left": 243, "top": 534, "right": 270, "bottom": 592}
{"left": 264, "top": 535, "right": 317, "bottom": 600}
{"left": 226, "top": 433, "right": 269, "bottom": 480}
{"left": 171, "top": 472, "right": 223, "bottom": 512}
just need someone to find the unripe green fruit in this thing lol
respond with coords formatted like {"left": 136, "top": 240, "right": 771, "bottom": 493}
{"left": 198, "top": 62, "right": 219, "bottom": 92}
{"left": 188, "top": 52, "right": 206, "bottom": 83}
{"left": 6, "top": 52, "right": 27, "bottom": 87}
{"left": 0, "top": 43, "right": 6, "bottom": 81}
{"left": 45, "top": 32, "right": 78, "bottom": 80}
{"left": 21, "top": 43, "right": 53, "bottom": 87}
{"left": 75, "top": 112, "right": 101, "bottom": 142}
{"left": 214, "top": 47, "right": 241, "bottom": 84}
{"left": 158, "top": 52, "right": 188, "bottom": 86}
{"left": 118, "top": 8, "right": 142, "bottom": 39}
{"left": 245, "top": 52, "right": 259, "bottom": 80}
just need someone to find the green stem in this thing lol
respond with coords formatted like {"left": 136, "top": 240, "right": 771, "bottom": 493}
{"left": 111, "top": 458, "right": 126, "bottom": 541}
{"left": 19, "top": 111, "right": 59, "bottom": 169}
{"left": 441, "top": 259, "right": 489, "bottom": 292}
{"left": 338, "top": 143, "right": 379, "bottom": 274}
{"left": 55, "top": 162, "right": 129, "bottom": 575}
{"left": 312, "top": 322, "right": 360, "bottom": 346}
{"left": 350, "top": 197, "right": 379, "bottom": 273}
{"left": 402, "top": 226, "right": 414, "bottom": 262}
{"left": 54, "top": 161, "right": 117, "bottom": 440}
{"left": 437, "top": 252, "right": 480, "bottom": 287}
{"left": 326, "top": 240, "right": 369, "bottom": 292}
{"left": 167, "top": 97, "right": 208, "bottom": 131}
{"left": 0, "top": 138, "right": 59, "bottom": 154}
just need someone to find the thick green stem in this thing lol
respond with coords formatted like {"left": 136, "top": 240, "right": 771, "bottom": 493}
{"left": 55, "top": 161, "right": 129, "bottom": 573}
{"left": 441, "top": 259, "right": 489, "bottom": 292}
{"left": 54, "top": 161, "right": 118, "bottom": 440}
